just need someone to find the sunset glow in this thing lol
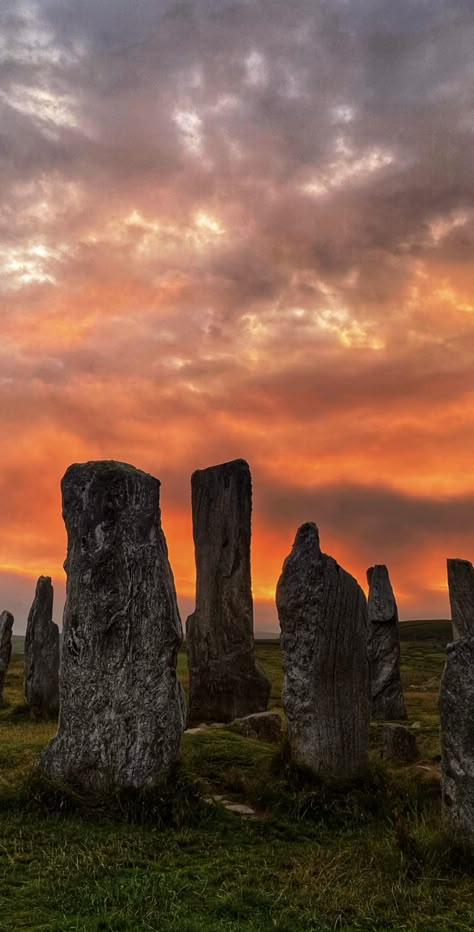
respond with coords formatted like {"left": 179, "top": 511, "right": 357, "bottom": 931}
{"left": 1, "top": 0, "right": 473, "bottom": 630}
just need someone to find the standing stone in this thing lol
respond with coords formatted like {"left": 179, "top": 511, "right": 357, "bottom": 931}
{"left": 367, "top": 565, "right": 407, "bottom": 720}
{"left": 276, "top": 523, "right": 369, "bottom": 778}
{"left": 40, "top": 460, "right": 185, "bottom": 791}
{"left": 440, "top": 638, "right": 474, "bottom": 847}
{"left": 186, "top": 459, "right": 270, "bottom": 724}
{"left": 440, "top": 558, "right": 474, "bottom": 847}
{"left": 381, "top": 724, "right": 418, "bottom": 764}
{"left": 447, "top": 558, "right": 474, "bottom": 640}
{"left": 0, "top": 611, "right": 14, "bottom": 702}
{"left": 24, "top": 576, "right": 60, "bottom": 718}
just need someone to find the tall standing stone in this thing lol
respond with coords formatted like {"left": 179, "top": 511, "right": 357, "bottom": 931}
{"left": 367, "top": 565, "right": 407, "bottom": 720}
{"left": 40, "top": 460, "right": 185, "bottom": 791}
{"left": 440, "top": 557, "right": 474, "bottom": 847}
{"left": 276, "top": 523, "right": 369, "bottom": 778}
{"left": 24, "top": 576, "right": 60, "bottom": 718}
{"left": 0, "top": 611, "right": 14, "bottom": 702}
{"left": 186, "top": 459, "right": 270, "bottom": 724}
{"left": 447, "top": 558, "right": 474, "bottom": 640}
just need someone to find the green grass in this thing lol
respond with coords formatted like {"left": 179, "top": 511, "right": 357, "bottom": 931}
{"left": 2, "top": 626, "right": 474, "bottom": 932}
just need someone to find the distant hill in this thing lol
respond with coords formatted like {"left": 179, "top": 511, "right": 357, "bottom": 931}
{"left": 399, "top": 619, "right": 451, "bottom": 642}
{"left": 9, "top": 620, "right": 452, "bottom": 656}
{"left": 11, "top": 635, "right": 25, "bottom": 656}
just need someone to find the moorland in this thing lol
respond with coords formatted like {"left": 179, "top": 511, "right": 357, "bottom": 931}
{"left": 1, "top": 621, "right": 474, "bottom": 932}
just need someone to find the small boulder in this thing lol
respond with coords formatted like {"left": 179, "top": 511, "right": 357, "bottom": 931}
{"left": 382, "top": 724, "right": 418, "bottom": 764}
{"left": 231, "top": 711, "right": 282, "bottom": 744}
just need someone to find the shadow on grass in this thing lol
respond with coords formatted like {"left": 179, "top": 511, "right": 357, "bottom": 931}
{"left": 0, "top": 761, "right": 217, "bottom": 830}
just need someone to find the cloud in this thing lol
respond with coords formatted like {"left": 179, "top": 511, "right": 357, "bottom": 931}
{"left": 1, "top": 0, "right": 473, "bottom": 628}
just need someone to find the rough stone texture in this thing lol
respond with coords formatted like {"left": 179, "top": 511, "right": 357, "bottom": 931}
{"left": 0, "top": 610, "right": 14, "bottom": 702}
{"left": 367, "top": 565, "right": 407, "bottom": 721}
{"left": 24, "top": 576, "right": 60, "bottom": 718}
{"left": 381, "top": 724, "right": 418, "bottom": 764}
{"left": 186, "top": 459, "right": 270, "bottom": 724}
{"left": 231, "top": 711, "right": 282, "bottom": 744}
{"left": 276, "top": 522, "right": 369, "bottom": 778}
{"left": 439, "top": 638, "right": 474, "bottom": 847}
{"left": 447, "top": 558, "right": 474, "bottom": 640}
{"left": 40, "top": 460, "right": 185, "bottom": 791}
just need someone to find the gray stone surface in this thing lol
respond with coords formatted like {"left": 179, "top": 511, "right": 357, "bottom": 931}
{"left": 0, "top": 610, "right": 13, "bottom": 702}
{"left": 367, "top": 565, "right": 407, "bottom": 720}
{"left": 186, "top": 459, "right": 270, "bottom": 724}
{"left": 276, "top": 522, "right": 369, "bottom": 778}
{"left": 382, "top": 724, "right": 418, "bottom": 764}
{"left": 440, "top": 638, "right": 474, "bottom": 847}
{"left": 24, "top": 576, "right": 60, "bottom": 718}
{"left": 447, "top": 558, "right": 474, "bottom": 640}
{"left": 40, "top": 460, "right": 185, "bottom": 791}
{"left": 231, "top": 711, "right": 282, "bottom": 744}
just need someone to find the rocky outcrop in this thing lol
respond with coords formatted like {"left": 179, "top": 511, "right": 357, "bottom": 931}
{"left": 381, "top": 724, "right": 418, "bottom": 764}
{"left": 186, "top": 459, "right": 270, "bottom": 724}
{"left": 447, "top": 558, "right": 474, "bottom": 640}
{"left": 40, "top": 460, "right": 185, "bottom": 791}
{"left": 230, "top": 711, "right": 282, "bottom": 744}
{"left": 0, "top": 610, "right": 14, "bottom": 702}
{"left": 367, "top": 565, "right": 407, "bottom": 720}
{"left": 276, "top": 523, "right": 369, "bottom": 778}
{"left": 24, "top": 576, "right": 60, "bottom": 718}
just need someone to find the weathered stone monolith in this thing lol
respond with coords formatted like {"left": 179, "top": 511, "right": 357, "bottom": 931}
{"left": 24, "top": 576, "right": 60, "bottom": 718}
{"left": 276, "top": 523, "right": 369, "bottom": 778}
{"left": 186, "top": 458, "right": 270, "bottom": 723}
{"left": 230, "top": 711, "right": 282, "bottom": 744}
{"left": 440, "top": 558, "right": 474, "bottom": 847}
{"left": 0, "top": 610, "right": 14, "bottom": 702}
{"left": 40, "top": 460, "right": 185, "bottom": 791}
{"left": 382, "top": 724, "right": 418, "bottom": 764}
{"left": 447, "top": 558, "right": 474, "bottom": 640}
{"left": 367, "top": 565, "right": 407, "bottom": 720}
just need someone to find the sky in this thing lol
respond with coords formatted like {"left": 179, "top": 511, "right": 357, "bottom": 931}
{"left": 1, "top": 0, "right": 473, "bottom": 633}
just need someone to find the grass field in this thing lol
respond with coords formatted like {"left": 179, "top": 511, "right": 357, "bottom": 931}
{"left": 1, "top": 621, "right": 473, "bottom": 932}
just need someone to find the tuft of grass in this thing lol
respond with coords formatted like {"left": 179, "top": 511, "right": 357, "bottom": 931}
{"left": 3, "top": 762, "right": 213, "bottom": 831}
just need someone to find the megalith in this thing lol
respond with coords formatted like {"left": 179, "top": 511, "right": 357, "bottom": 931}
{"left": 24, "top": 576, "right": 60, "bottom": 718}
{"left": 367, "top": 565, "right": 407, "bottom": 720}
{"left": 186, "top": 458, "right": 270, "bottom": 723}
{"left": 0, "top": 610, "right": 14, "bottom": 702}
{"left": 40, "top": 460, "right": 185, "bottom": 791}
{"left": 381, "top": 724, "right": 418, "bottom": 765}
{"left": 440, "top": 558, "right": 474, "bottom": 847}
{"left": 276, "top": 523, "right": 369, "bottom": 778}
{"left": 447, "top": 558, "right": 474, "bottom": 640}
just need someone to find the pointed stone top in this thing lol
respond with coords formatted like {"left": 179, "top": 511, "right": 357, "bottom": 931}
{"left": 293, "top": 522, "right": 320, "bottom": 549}
{"left": 367, "top": 564, "right": 397, "bottom": 624}
{"left": 367, "top": 564, "right": 390, "bottom": 586}
{"left": 36, "top": 575, "right": 52, "bottom": 589}
{"left": 447, "top": 557, "right": 474, "bottom": 640}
